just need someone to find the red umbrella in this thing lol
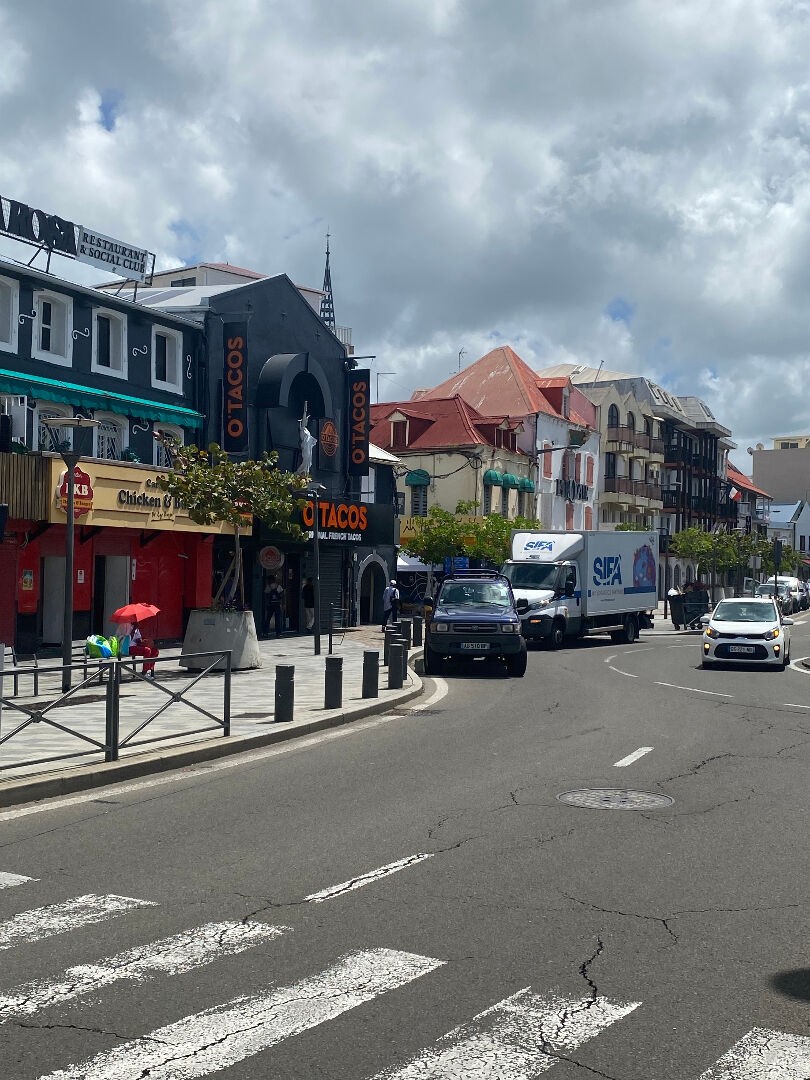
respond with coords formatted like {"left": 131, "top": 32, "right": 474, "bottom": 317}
{"left": 110, "top": 603, "right": 160, "bottom": 623}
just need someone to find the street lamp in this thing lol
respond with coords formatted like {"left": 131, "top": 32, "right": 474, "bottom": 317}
{"left": 43, "top": 417, "right": 99, "bottom": 692}
{"left": 291, "top": 482, "right": 326, "bottom": 656}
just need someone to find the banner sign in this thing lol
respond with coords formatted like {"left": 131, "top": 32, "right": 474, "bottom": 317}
{"left": 0, "top": 194, "right": 153, "bottom": 281}
{"left": 222, "top": 322, "right": 249, "bottom": 456}
{"left": 347, "top": 369, "right": 370, "bottom": 476}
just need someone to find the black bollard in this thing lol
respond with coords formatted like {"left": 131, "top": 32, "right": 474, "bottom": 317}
{"left": 274, "top": 664, "right": 295, "bottom": 723}
{"left": 324, "top": 655, "right": 343, "bottom": 709}
{"left": 362, "top": 650, "right": 379, "bottom": 698}
{"left": 399, "top": 618, "right": 413, "bottom": 651}
{"left": 388, "top": 643, "right": 404, "bottom": 689}
{"left": 383, "top": 627, "right": 397, "bottom": 666}
{"left": 412, "top": 615, "right": 423, "bottom": 647}
{"left": 391, "top": 635, "right": 407, "bottom": 682}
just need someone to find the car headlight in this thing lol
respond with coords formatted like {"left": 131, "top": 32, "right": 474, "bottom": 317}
{"left": 500, "top": 623, "right": 519, "bottom": 634}
{"left": 705, "top": 626, "right": 719, "bottom": 638}
{"left": 433, "top": 622, "right": 449, "bottom": 633}
{"left": 763, "top": 626, "right": 780, "bottom": 640}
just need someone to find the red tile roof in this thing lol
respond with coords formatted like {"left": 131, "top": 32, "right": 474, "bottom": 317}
{"left": 370, "top": 395, "right": 526, "bottom": 452}
{"left": 727, "top": 462, "right": 770, "bottom": 499}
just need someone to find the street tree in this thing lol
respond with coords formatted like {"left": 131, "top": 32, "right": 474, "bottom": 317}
{"left": 157, "top": 439, "right": 302, "bottom": 607}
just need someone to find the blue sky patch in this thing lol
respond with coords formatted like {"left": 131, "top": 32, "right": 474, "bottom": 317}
{"left": 98, "top": 91, "right": 123, "bottom": 131}
{"left": 605, "top": 296, "right": 635, "bottom": 324}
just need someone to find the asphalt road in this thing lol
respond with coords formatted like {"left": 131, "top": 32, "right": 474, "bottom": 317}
{"left": 0, "top": 618, "right": 808, "bottom": 1079}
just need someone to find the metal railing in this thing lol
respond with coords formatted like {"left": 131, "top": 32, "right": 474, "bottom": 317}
{"left": 0, "top": 650, "right": 231, "bottom": 775}
{"left": 328, "top": 605, "right": 352, "bottom": 655}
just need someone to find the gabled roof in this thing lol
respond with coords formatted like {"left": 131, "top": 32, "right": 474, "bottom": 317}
{"left": 726, "top": 462, "right": 770, "bottom": 499}
{"left": 411, "top": 347, "right": 562, "bottom": 419}
{"left": 370, "top": 395, "right": 526, "bottom": 452}
{"left": 768, "top": 502, "right": 803, "bottom": 524}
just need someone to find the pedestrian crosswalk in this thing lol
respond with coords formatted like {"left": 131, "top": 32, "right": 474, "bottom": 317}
{"left": 1, "top": 868, "right": 807, "bottom": 1079}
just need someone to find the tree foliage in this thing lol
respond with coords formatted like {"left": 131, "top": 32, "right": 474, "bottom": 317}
{"left": 670, "top": 527, "right": 799, "bottom": 579}
{"left": 157, "top": 440, "right": 303, "bottom": 606}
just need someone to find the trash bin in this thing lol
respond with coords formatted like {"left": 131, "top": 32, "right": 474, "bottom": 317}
{"left": 683, "top": 591, "right": 710, "bottom": 630}
{"left": 669, "top": 593, "right": 685, "bottom": 629}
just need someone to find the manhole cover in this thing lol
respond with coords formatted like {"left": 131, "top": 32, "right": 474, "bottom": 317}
{"left": 557, "top": 788, "right": 674, "bottom": 811}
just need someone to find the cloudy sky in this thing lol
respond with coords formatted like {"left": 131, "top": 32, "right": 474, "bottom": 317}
{"left": 2, "top": 0, "right": 809, "bottom": 467}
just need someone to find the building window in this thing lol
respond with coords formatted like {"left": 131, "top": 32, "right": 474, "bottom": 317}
{"left": 94, "top": 416, "right": 126, "bottom": 460}
{"left": 92, "top": 309, "right": 127, "bottom": 377}
{"left": 586, "top": 455, "right": 594, "bottom": 486}
{"left": 38, "top": 406, "right": 73, "bottom": 452}
{"left": 542, "top": 442, "right": 553, "bottom": 479}
{"left": 33, "top": 292, "right": 72, "bottom": 366}
{"left": 391, "top": 420, "right": 407, "bottom": 449}
{"left": 410, "top": 485, "right": 427, "bottom": 516}
{"left": 605, "top": 452, "right": 616, "bottom": 479}
{"left": 517, "top": 489, "right": 526, "bottom": 517}
{"left": 153, "top": 425, "right": 183, "bottom": 467}
{"left": 575, "top": 453, "right": 582, "bottom": 483}
{"left": 607, "top": 404, "right": 619, "bottom": 428}
{"left": 627, "top": 411, "right": 635, "bottom": 432}
{"left": 501, "top": 486, "right": 510, "bottom": 518}
{"left": 360, "top": 466, "right": 376, "bottom": 504}
{"left": 565, "top": 502, "right": 575, "bottom": 529}
{"left": 0, "top": 276, "right": 19, "bottom": 351}
{"left": 482, "top": 484, "right": 492, "bottom": 514}
{"left": 584, "top": 506, "right": 593, "bottom": 529}
{"left": 170, "top": 277, "right": 196, "bottom": 287}
{"left": 801, "top": 535, "right": 807, "bottom": 552}
{"left": 151, "top": 326, "right": 183, "bottom": 392}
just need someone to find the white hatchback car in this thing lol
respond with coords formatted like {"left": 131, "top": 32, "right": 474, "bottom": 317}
{"left": 701, "top": 598, "right": 792, "bottom": 670}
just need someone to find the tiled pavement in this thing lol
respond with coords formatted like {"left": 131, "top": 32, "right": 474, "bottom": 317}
{"left": 0, "top": 625, "right": 421, "bottom": 805}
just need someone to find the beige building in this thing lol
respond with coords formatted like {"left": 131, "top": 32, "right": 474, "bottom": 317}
{"left": 751, "top": 437, "right": 810, "bottom": 503}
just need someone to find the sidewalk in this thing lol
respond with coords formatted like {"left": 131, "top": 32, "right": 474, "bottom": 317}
{"left": 0, "top": 627, "right": 423, "bottom": 807}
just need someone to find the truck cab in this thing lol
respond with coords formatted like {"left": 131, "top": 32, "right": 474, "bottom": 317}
{"left": 501, "top": 559, "right": 580, "bottom": 648}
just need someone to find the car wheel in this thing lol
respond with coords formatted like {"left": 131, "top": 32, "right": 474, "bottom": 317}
{"left": 547, "top": 621, "right": 565, "bottom": 650}
{"left": 506, "top": 646, "right": 528, "bottom": 677}
{"left": 423, "top": 649, "right": 444, "bottom": 677}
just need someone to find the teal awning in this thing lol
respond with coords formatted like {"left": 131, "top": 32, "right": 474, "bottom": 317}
{"left": 519, "top": 477, "right": 535, "bottom": 492}
{"left": 405, "top": 468, "right": 430, "bottom": 486}
{"left": 0, "top": 367, "right": 204, "bottom": 429}
{"left": 483, "top": 469, "right": 502, "bottom": 486}
{"left": 501, "top": 472, "right": 519, "bottom": 488}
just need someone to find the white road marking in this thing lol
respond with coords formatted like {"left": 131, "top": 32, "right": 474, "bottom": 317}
{"left": 655, "top": 681, "right": 733, "bottom": 698}
{"left": 0, "top": 706, "right": 428, "bottom": 823}
{"left": 698, "top": 1026, "right": 810, "bottom": 1078}
{"left": 613, "top": 747, "right": 654, "bottom": 768}
{"left": 412, "top": 677, "right": 449, "bottom": 710}
{"left": 0, "top": 921, "right": 288, "bottom": 1021}
{"left": 368, "top": 987, "right": 639, "bottom": 1078}
{"left": 0, "top": 894, "right": 154, "bottom": 952}
{"left": 0, "top": 872, "right": 34, "bottom": 889}
{"left": 42, "top": 948, "right": 445, "bottom": 1080}
{"left": 304, "top": 853, "right": 434, "bottom": 903}
{"left": 608, "top": 666, "right": 638, "bottom": 678}
{"left": 783, "top": 702, "right": 810, "bottom": 709}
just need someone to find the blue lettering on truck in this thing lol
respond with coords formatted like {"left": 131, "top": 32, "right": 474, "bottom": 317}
{"left": 524, "top": 540, "right": 554, "bottom": 551}
{"left": 592, "top": 555, "right": 622, "bottom": 586}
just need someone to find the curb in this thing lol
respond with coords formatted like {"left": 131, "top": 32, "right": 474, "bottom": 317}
{"left": 0, "top": 660, "right": 425, "bottom": 809}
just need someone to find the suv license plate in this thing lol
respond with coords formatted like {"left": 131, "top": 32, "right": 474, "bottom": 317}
{"left": 461, "top": 642, "right": 489, "bottom": 650}
{"left": 728, "top": 645, "right": 755, "bottom": 654}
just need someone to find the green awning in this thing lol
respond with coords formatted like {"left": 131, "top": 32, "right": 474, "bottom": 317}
{"left": 501, "top": 472, "right": 519, "bottom": 488}
{"left": 0, "top": 367, "right": 204, "bottom": 429}
{"left": 519, "top": 477, "right": 535, "bottom": 492}
{"left": 483, "top": 469, "right": 503, "bottom": 486}
{"left": 405, "top": 468, "right": 430, "bottom": 486}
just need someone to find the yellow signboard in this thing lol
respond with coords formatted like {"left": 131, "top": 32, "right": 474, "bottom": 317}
{"left": 48, "top": 459, "right": 242, "bottom": 535}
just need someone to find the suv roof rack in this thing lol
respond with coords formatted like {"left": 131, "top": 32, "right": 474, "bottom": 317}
{"left": 443, "top": 568, "right": 507, "bottom": 581}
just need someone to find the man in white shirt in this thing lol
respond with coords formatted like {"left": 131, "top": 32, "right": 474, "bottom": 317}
{"left": 381, "top": 580, "right": 400, "bottom": 631}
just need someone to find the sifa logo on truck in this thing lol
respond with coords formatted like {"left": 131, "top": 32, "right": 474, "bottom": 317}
{"left": 593, "top": 555, "right": 622, "bottom": 586}
{"left": 524, "top": 540, "right": 554, "bottom": 551}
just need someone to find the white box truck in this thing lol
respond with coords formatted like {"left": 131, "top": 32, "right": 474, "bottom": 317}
{"left": 503, "top": 530, "right": 659, "bottom": 648}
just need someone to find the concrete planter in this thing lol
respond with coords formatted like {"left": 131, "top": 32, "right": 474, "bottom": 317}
{"left": 179, "top": 610, "right": 262, "bottom": 671}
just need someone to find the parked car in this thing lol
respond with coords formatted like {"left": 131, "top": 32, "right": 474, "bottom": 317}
{"left": 764, "top": 576, "right": 802, "bottom": 613}
{"left": 799, "top": 581, "right": 810, "bottom": 610}
{"left": 423, "top": 569, "right": 527, "bottom": 677}
{"left": 755, "top": 582, "right": 793, "bottom": 614}
{"left": 701, "top": 597, "right": 792, "bottom": 669}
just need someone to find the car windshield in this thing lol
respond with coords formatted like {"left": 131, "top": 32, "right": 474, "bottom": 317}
{"left": 712, "top": 600, "right": 778, "bottom": 623}
{"left": 439, "top": 582, "right": 512, "bottom": 609}
{"left": 756, "top": 585, "right": 788, "bottom": 598}
{"left": 502, "top": 563, "right": 559, "bottom": 589}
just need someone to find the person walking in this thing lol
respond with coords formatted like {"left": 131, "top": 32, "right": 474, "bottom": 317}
{"left": 381, "top": 579, "right": 400, "bottom": 631}
{"left": 302, "top": 577, "right": 315, "bottom": 633}
{"left": 264, "top": 575, "right": 286, "bottom": 638}
{"left": 127, "top": 618, "right": 159, "bottom": 678}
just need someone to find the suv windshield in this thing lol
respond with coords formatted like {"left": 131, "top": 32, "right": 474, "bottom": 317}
{"left": 713, "top": 600, "right": 778, "bottom": 623}
{"left": 501, "top": 563, "right": 559, "bottom": 589}
{"left": 439, "top": 582, "right": 512, "bottom": 609}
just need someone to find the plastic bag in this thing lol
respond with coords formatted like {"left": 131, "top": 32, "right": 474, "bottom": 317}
{"left": 86, "top": 634, "right": 112, "bottom": 658}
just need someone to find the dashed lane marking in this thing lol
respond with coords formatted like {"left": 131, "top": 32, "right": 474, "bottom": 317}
{"left": 655, "top": 681, "right": 733, "bottom": 698}
{"left": 304, "top": 853, "right": 434, "bottom": 903}
{"left": 0, "top": 872, "right": 34, "bottom": 889}
{"left": 613, "top": 747, "right": 654, "bottom": 768}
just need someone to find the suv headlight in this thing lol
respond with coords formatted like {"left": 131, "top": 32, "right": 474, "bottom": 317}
{"left": 500, "top": 623, "right": 519, "bottom": 634}
{"left": 705, "top": 626, "right": 719, "bottom": 638}
{"left": 763, "top": 626, "right": 780, "bottom": 640}
{"left": 432, "top": 622, "right": 449, "bottom": 633}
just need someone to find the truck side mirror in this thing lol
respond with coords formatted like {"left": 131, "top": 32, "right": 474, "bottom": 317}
{"left": 564, "top": 583, "right": 575, "bottom": 598}
{"left": 516, "top": 598, "right": 529, "bottom": 614}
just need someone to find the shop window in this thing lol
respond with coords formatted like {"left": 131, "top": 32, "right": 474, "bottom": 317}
{"left": 153, "top": 425, "right": 183, "bottom": 467}
{"left": 33, "top": 291, "right": 72, "bottom": 366}
{"left": 94, "top": 416, "right": 126, "bottom": 460}
{"left": 542, "top": 442, "right": 553, "bottom": 479}
{"left": 360, "top": 466, "right": 376, "bottom": 504}
{"left": 410, "top": 485, "right": 428, "bottom": 517}
{"left": 38, "top": 406, "right": 73, "bottom": 452}
{"left": 0, "top": 276, "right": 19, "bottom": 351}
{"left": 152, "top": 326, "right": 183, "bottom": 392}
{"left": 92, "top": 308, "right": 128, "bottom": 377}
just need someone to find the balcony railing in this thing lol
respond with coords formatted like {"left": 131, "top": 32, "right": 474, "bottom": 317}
{"left": 606, "top": 425, "right": 635, "bottom": 444}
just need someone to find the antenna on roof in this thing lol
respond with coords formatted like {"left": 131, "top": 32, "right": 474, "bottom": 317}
{"left": 319, "top": 230, "right": 335, "bottom": 328}
{"left": 457, "top": 347, "right": 465, "bottom": 373}
{"left": 594, "top": 359, "right": 604, "bottom": 380}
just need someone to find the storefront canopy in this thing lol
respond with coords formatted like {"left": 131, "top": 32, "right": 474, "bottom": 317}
{"left": 483, "top": 469, "right": 502, "bottom": 486}
{"left": 405, "top": 468, "right": 430, "bottom": 486}
{"left": 519, "top": 477, "right": 535, "bottom": 492}
{"left": 0, "top": 367, "right": 204, "bottom": 429}
{"left": 501, "top": 473, "right": 519, "bottom": 488}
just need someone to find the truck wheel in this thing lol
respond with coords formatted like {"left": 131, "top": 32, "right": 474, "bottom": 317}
{"left": 620, "top": 616, "right": 638, "bottom": 644}
{"left": 506, "top": 645, "right": 528, "bottom": 677}
{"left": 423, "top": 649, "right": 444, "bottom": 677}
{"left": 547, "top": 621, "right": 565, "bottom": 650}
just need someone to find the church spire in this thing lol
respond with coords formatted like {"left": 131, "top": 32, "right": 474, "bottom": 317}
{"left": 319, "top": 230, "right": 335, "bottom": 328}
